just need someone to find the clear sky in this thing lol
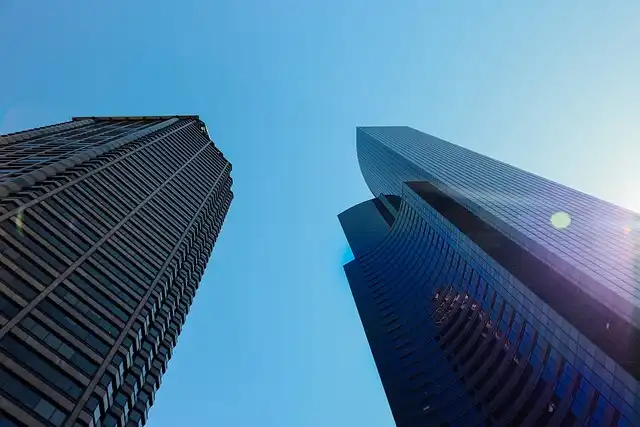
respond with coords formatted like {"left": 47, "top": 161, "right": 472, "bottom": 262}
{"left": 2, "top": 1, "right": 640, "bottom": 426}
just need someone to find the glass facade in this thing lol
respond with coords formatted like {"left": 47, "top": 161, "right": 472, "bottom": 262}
{"left": 0, "top": 116, "right": 233, "bottom": 427}
{"left": 339, "top": 127, "right": 640, "bottom": 426}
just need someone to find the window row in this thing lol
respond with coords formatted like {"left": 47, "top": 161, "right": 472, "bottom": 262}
{"left": 0, "top": 365, "right": 68, "bottom": 426}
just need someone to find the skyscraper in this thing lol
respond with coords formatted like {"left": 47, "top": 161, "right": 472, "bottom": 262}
{"left": 339, "top": 127, "right": 640, "bottom": 426}
{"left": 0, "top": 116, "right": 233, "bottom": 427}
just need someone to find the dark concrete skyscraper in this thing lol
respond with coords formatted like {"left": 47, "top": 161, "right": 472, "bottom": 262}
{"left": 339, "top": 127, "right": 640, "bottom": 426}
{"left": 0, "top": 116, "right": 233, "bottom": 427}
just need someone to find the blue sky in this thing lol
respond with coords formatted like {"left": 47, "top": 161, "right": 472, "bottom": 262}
{"left": 2, "top": 1, "right": 640, "bottom": 426}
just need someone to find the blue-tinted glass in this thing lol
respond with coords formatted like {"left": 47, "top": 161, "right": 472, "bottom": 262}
{"left": 508, "top": 315, "right": 523, "bottom": 343}
{"left": 530, "top": 343, "right": 546, "bottom": 367}
{"left": 543, "top": 350, "right": 560, "bottom": 381}
{"left": 358, "top": 127, "right": 640, "bottom": 313}
{"left": 617, "top": 416, "right": 633, "bottom": 427}
{"left": 475, "top": 278, "right": 486, "bottom": 300}
{"left": 499, "top": 305, "right": 512, "bottom": 333}
{"left": 571, "top": 378, "right": 594, "bottom": 415}
{"left": 519, "top": 323, "right": 535, "bottom": 353}
{"left": 588, "top": 395, "right": 611, "bottom": 426}
{"left": 341, "top": 128, "right": 640, "bottom": 427}
{"left": 554, "top": 362, "right": 575, "bottom": 397}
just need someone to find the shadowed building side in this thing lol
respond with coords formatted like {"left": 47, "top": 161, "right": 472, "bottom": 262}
{"left": 0, "top": 116, "right": 233, "bottom": 427}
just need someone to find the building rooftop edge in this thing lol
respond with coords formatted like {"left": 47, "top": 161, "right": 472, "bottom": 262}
{"left": 356, "top": 125, "right": 412, "bottom": 130}
{"left": 72, "top": 115, "right": 201, "bottom": 121}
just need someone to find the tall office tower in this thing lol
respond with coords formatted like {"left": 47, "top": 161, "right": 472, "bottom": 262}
{"left": 0, "top": 116, "right": 233, "bottom": 427}
{"left": 339, "top": 127, "right": 640, "bottom": 427}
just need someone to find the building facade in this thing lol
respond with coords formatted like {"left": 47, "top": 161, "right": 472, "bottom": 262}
{"left": 339, "top": 126, "right": 640, "bottom": 426}
{"left": 0, "top": 116, "right": 233, "bottom": 427}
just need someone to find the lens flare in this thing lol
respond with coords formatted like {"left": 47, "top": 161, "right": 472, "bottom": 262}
{"left": 15, "top": 210, "right": 24, "bottom": 234}
{"left": 550, "top": 211, "right": 571, "bottom": 230}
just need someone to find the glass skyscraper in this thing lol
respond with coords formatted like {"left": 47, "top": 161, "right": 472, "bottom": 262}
{"left": 0, "top": 116, "right": 233, "bottom": 427}
{"left": 339, "top": 127, "right": 640, "bottom": 426}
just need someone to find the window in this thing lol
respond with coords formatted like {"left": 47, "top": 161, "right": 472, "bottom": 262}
{"left": 498, "top": 305, "right": 513, "bottom": 335}
{"left": 114, "top": 391, "right": 129, "bottom": 407}
{"left": 46, "top": 197, "right": 101, "bottom": 244}
{"left": 519, "top": 323, "right": 535, "bottom": 356}
{"left": 2, "top": 221, "right": 67, "bottom": 273}
{"left": 105, "top": 239, "right": 159, "bottom": 276}
{"left": 616, "top": 415, "right": 633, "bottom": 427}
{"left": 0, "top": 333, "right": 83, "bottom": 399}
{"left": 554, "top": 362, "right": 576, "bottom": 398}
{"left": 530, "top": 340, "right": 547, "bottom": 367}
{"left": 0, "top": 294, "right": 21, "bottom": 319}
{"left": 101, "top": 414, "right": 119, "bottom": 427}
{"left": 98, "top": 247, "right": 154, "bottom": 285}
{"left": 0, "top": 415, "right": 21, "bottom": 426}
{"left": 36, "top": 300, "right": 110, "bottom": 356}
{"left": 57, "top": 193, "right": 109, "bottom": 234}
{"left": 0, "top": 261, "right": 39, "bottom": 301}
{"left": 66, "top": 186, "right": 117, "bottom": 227}
{"left": 0, "top": 240, "right": 54, "bottom": 286}
{"left": 542, "top": 349, "right": 561, "bottom": 382}
{"left": 17, "top": 158, "right": 44, "bottom": 164}
{"left": 52, "top": 286, "right": 120, "bottom": 337}
{"left": 19, "top": 212, "right": 80, "bottom": 261}
{"left": 88, "top": 254, "right": 145, "bottom": 297}
{"left": 588, "top": 394, "right": 612, "bottom": 427}
{"left": 571, "top": 377, "right": 594, "bottom": 415}
{"left": 65, "top": 276, "right": 130, "bottom": 322}
{"left": 78, "top": 266, "right": 139, "bottom": 308}
{"left": 19, "top": 315, "right": 99, "bottom": 376}
{"left": 30, "top": 204, "right": 91, "bottom": 251}
{"left": 0, "top": 366, "right": 68, "bottom": 426}
{"left": 508, "top": 315, "right": 523, "bottom": 344}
